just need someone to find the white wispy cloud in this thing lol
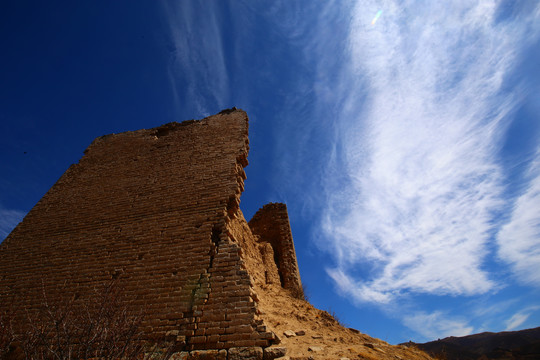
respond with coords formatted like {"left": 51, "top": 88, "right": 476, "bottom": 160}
{"left": 497, "top": 148, "right": 540, "bottom": 286}
{"left": 505, "top": 312, "right": 529, "bottom": 331}
{"left": 472, "top": 298, "right": 517, "bottom": 318}
{"left": 161, "top": 0, "right": 230, "bottom": 115}
{"left": 320, "top": 0, "right": 540, "bottom": 303}
{"left": 402, "top": 311, "right": 474, "bottom": 340}
{"left": 504, "top": 306, "right": 540, "bottom": 331}
{"left": 0, "top": 206, "right": 25, "bottom": 241}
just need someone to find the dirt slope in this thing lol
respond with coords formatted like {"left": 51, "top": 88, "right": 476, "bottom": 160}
{"left": 228, "top": 207, "right": 433, "bottom": 359}
{"left": 256, "top": 284, "right": 433, "bottom": 360}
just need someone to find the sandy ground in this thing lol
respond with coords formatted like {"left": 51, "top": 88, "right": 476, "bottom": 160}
{"left": 229, "top": 210, "right": 432, "bottom": 359}
{"left": 256, "top": 284, "right": 433, "bottom": 360}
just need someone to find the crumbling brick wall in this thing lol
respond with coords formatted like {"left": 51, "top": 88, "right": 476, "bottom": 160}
{"left": 0, "top": 109, "right": 287, "bottom": 351}
{"left": 249, "top": 203, "right": 303, "bottom": 299}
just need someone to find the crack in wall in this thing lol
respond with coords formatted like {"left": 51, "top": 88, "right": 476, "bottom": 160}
{"left": 182, "top": 222, "right": 222, "bottom": 350}
{"left": 209, "top": 224, "right": 221, "bottom": 269}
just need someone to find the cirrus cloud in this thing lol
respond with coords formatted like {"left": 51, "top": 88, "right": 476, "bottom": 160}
{"left": 497, "top": 148, "right": 540, "bottom": 286}
{"left": 321, "top": 0, "right": 540, "bottom": 303}
{"left": 0, "top": 206, "right": 25, "bottom": 242}
{"left": 402, "top": 311, "right": 474, "bottom": 340}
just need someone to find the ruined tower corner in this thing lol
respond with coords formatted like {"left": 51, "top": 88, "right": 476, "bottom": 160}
{"left": 248, "top": 203, "right": 303, "bottom": 299}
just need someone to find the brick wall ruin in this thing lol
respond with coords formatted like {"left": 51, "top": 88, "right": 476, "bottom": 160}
{"left": 249, "top": 203, "right": 302, "bottom": 298}
{"left": 0, "top": 109, "right": 301, "bottom": 355}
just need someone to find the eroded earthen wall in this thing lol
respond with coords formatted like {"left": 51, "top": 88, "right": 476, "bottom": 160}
{"left": 0, "top": 109, "right": 277, "bottom": 350}
{"left": 248, "top": 203, "right": 303, "bottom": 298}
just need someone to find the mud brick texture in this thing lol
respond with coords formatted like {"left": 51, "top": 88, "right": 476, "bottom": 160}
{"left": 249, "top": 203, "right": 303, "bottom": 299}
{"left": 0, "top": 109, "right": 297, "bottom": 351}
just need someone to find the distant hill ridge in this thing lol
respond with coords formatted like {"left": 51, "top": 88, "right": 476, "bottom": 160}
{"left": 405, "top": 327, "right": 540, "bottom": 359}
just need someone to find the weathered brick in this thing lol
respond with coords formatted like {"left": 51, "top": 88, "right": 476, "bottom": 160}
{"left": 228, "top": 346, "right": 263, "bottom": 359}
{"left": 189, "top": 349, "right": 226, "bottom": 360}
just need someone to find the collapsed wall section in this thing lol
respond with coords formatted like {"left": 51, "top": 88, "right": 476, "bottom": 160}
{"left": 0, "top": 109, "right": 275, "bottom": 350}
{"left": 248, "top": 203, "right": 303, "bottom": 298}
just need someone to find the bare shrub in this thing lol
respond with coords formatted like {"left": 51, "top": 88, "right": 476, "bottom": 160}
{"left": 289, "top": 287, "right": 304, "bottom": 301}
{"left": 0, "top": 310, "right": 15, "bottom": 359}
{"left": 1, "top": 281, "right": 175, "bottom": 360}
{"left": 320, "top": 308, "right": 345, "bottom": 328}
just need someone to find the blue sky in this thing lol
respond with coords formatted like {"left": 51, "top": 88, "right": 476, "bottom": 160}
{"left": 1, "top": 0, "right": 539, "bottom": 344}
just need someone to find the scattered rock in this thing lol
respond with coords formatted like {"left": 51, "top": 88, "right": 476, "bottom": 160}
{"left": 340, "top": 358, "right": 351, "bottom": 360}
{"left": 364, "top": 343, "right": 374, "bottom": 349}
{"left": 283, "top": 330, "right": 296, "bottom": 338}
{"left": 307, "top": 346, "right": 323, "bottom": 352}
{"left": 348, "top": 327, "right": 360, "bottom": 334}
{"left": 295, "top": 330, "right": 306, "bottom": 336}
{"left": 229, "top": 347, "right": 263, "bottom": 360}
{"left": 189, "top": 349, "right": 227, "bottom": 360}
{"left": 170, "top": 352, "right": 189, "bottom": 360}
{"left": 263, "top": 346, "right": 287, "bottom": 360}
{"left": 311, "top": 335, "right": 323, "bottom": 339}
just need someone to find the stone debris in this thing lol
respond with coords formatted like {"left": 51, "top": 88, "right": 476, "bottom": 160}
{"left": 170, "top": 350, "right": 228, "bottom": 360}
{"left": 229, "top": 346, "right": 264, "bottom": 360}
{"left": 284, "top": 330, "right": 296, "bottom": 338}
{"left": 307, "top": 346, "right": 323, "bottom": 352}
{"left": 172, "top": 348, "right": 292, "bottom": 360}
{"left": 170, "top": 353, "right": 189, "bottom": 360}
{"left": 311, "top": 335, "right": 323, "bottom": 339}
{"left": 188, "top": 349, "right": 227, "bottom": 360}
{"left": 263, "top": 346, "right": 288, "bottom": 360}
{"left": 295, "top": 330, "right": 306, "bottom": 336}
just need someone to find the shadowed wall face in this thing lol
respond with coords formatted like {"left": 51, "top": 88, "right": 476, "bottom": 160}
{"left": 0, "top": 110, "right": 275, "bottom": 350}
